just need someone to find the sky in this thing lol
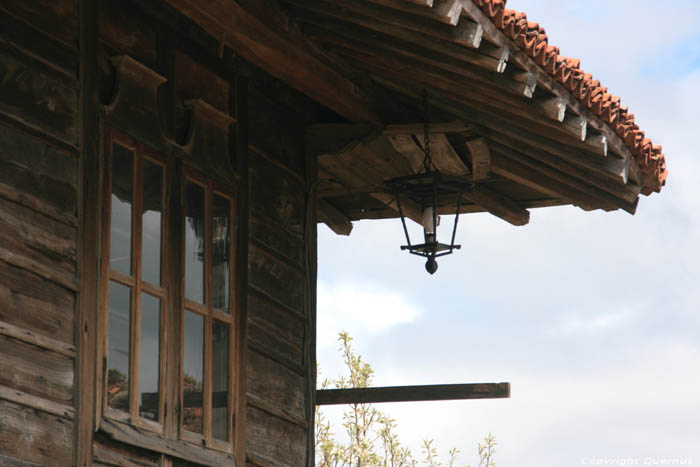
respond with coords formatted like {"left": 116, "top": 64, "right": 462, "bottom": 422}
{"left": 316, "top": 1, "right": 700, "bottom": 465}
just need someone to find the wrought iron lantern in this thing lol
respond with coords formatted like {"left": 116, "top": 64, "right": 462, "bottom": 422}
{"left": 384, "top": 91, "right": 471, "bottom": 274}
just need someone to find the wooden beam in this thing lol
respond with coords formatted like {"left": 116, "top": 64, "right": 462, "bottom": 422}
{"left": 316, "top": 382, "right": 510, "bottom": 405}
{"left": 490, "top": 151, "right": 603, "bottom": 210}
{"left": 382, "top": 121, "right": 470, "bottom": 135}
{"left": 164, "top": 0, "right": 379, "bottom": 123}
{"left": 378, "top": 78, "right": 632, "bottom": 185}
{"left": 306, "top": 123, "right": 376, "bottom": 157}
{"left": 535, "top": 96, "right": 567, "bottom": 122}
{"left": 76, "top": 0, "right": 99, "bottom": 465}
{"left": 318, "top": 148, "right": 424, "bottom": 224}
{"left": 318, "top": 199, "right": 353, "bottom": 235}
{"left": 385, "top": 133, "right": 527, "bottom": 225}
{"left": 464, "top": 184, "right": 530, "bottom": 226}
{"left": 402, "top": 0, "right": 434, "bottom": 6}
{"left": 367, "top": 0, "right": 463, "bottom": 26}
{"left": 466, "top": 137, "right": 491, "bottom": 181}
{"left": 489, "top": 142, "right": 638, "bottom": 213}
{"left": 283, "top": 0, "right": 483, "bottom": 49}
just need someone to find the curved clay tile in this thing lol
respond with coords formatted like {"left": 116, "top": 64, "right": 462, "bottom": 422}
{"left": 473, "top": 0, "right": 666, "bottom": 193}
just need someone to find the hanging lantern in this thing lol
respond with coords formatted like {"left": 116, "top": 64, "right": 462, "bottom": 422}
{"left": 384, "top": 90, "right": 471, "bottom": 274}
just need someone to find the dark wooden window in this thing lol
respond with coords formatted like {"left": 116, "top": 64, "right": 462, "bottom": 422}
{"left": 101, "top": 129, "right": 238, "bottom": 452}
{"left": 102, "top": 131, "right": 167, "bottom": 433}
{"left": 181, "top": 171, "right": 236, "bottom": 450}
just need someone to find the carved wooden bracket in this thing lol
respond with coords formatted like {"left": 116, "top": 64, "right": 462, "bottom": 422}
{"left": 181, "top": 99, "right": 237, "bottom": 182}
{"left": 104, "top": 55, "right": 168, "bottom": 150}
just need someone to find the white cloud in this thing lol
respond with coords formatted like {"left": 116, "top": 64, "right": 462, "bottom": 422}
{"left": 317, "top": 280, "right": 423, "bottom": 350}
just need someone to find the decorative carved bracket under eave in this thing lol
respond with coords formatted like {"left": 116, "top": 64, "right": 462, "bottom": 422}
{"left": 180, "top": 99, "right": 238, "bottom": 184}
{"left": 104, "top": 55, "right": 168, "bottom": 151}
{"left": 311, "top": 121, "right": 531, "bottom": 231}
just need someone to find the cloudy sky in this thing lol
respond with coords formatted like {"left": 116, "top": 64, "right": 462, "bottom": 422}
{"left": 316, "top": 0, "right": 700, "bottom": 465}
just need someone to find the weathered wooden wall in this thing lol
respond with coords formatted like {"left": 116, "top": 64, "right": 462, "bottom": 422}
{"left": 0, "top": 0, "right": 79, "bottom": 466}
{"left": 0, "top": 1, "right": 318, "bottom": 466}
{"left": 244, "top": 71, "right": 318, "bottom": 467}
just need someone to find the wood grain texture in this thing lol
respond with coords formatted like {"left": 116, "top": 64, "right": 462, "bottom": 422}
{"left": 248, "top": 244, "right": 305, "bottom": 315}
{"left": 248, "top": 292, "right": 305, "bottom": 373}
{"left": 0, "top": 260, "right": 75, "bottom": 344}
{"left": 0, "top": 320, "right": 76, "bottom": 358}
{"left": 0, "top": 383, "right": 75, "bottom": 420}
{"left": 0, "top": 335, "right": 74, "bottom": 404}
{"left": 0, "top": 399, "right": 73, "bottom": 466}
{"left": 0, "top": 51, "right": 78, "bottom": 145}
{"left": 0, "top": 196, "right": 77, "bottom": 275}
{"left": 247, "top": 350, "right": 306, "bottom": 424}
{"left": 249, "top": 216, "right": 305, "bottom": 268}
{"left": 249, "top": 150, "right": 306, "bottom": 236}
{"left": 316, "top": 382, "right": 511, "bottom": 405}
{"left": 99, "top": 419, "right": 235, "bottom": 466}
{"left": 246, "top": 406, "right": 306, "bottom": 467}
{"left": 100, "top": 0, "right": 157, "bottom": 69}
{"left": 0, "top": 10, "right": 78, "bottom": 79}
{"left": 0, "top": 0, "right": 78, "bottom": 48}
{"left": 165, "top": 0, "right": 378, "bottom": 123}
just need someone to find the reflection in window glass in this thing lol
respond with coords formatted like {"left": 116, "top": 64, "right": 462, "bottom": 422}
{"left": 212, "top": 321, "right": 230, "bottom": 441}
{"left": 183, "top": 311, "right": 204, "bottom": 433}
{"left": 212, "top": 195, "right": 230, "bottom": 312}
{"left": 108, "top": 281, "right": 131, "bottom": 412}
{"left": 110, "top": 144, "right": 133, "bottom": 275}
{"left": 142, "top": 160, "right": 163, "bottom": 285}
{"left": 185, "top": 182, "right": 205, "bottom": 304}
{"left": 139, "top": 293, "right": 161, "bottom": 421}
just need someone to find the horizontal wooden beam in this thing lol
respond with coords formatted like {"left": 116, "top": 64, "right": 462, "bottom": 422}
{"left": 464, "top": 184, "right": 530, "bottom": 226}
{"left": 283, "top": 0, "right": 483, "bottom": 49}
{"left": 382, "top": 121, "right": 470, "bottom": 135}
{"left": 164, "top": 0, "right": 379, "bottom": 123}
{"left": 367, "top": 0, "right": 463, "bottom": 26}
{"left": 316, "top": 382, "right": 510, "bottom": 405}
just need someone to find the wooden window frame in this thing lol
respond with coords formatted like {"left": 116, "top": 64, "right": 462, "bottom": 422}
{"left": 180, "top": 167, "right": 238, "bottom": 452}
{"left": 100, "top": 129, "right": 169, "bottom": 434}
{"left": 99, "top": 127, "right": 240, "bottom": 458}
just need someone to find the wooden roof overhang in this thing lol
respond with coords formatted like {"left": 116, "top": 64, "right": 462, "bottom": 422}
{"left": 164, "top": 0, "right": 667, "bottom": 235}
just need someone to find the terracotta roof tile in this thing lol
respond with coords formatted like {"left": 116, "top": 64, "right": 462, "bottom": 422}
{"left": 472, "top": 0, "right": 667, "bottom": 194}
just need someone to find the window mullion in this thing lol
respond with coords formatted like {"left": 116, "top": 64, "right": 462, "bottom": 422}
{"left": 204, "top": 182, "right": 214, "bottom": 444}
{"left": 131, "top": 147, "right": 144, "bottom": 422}
{"left": 228, "top": 197, "right": 236, "bottom": 447}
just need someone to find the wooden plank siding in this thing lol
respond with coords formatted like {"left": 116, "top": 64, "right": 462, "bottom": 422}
{"left": 0, "top": 1, "right": 319, "bottom": 466}
{"left": 0, "top": 5, "right": 79, "bottom": 467}
{"left": 244, "top": 72, "right": 317, "bottom": 466}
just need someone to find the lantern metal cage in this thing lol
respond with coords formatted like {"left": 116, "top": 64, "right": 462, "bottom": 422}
{"left": 385, "top": 171, "right": 472, "bottom": 274}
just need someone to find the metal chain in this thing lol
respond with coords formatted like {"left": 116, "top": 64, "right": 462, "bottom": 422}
{"left": 422, "top": 88, "right": 431, "bottom": 172}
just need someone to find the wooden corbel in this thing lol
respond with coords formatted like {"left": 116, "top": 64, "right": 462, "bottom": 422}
{"left": 104, "top": 55, "right": 168, "bottom": 150}
{"left": 181, "top": 99, "right": 237, "bottom": 183}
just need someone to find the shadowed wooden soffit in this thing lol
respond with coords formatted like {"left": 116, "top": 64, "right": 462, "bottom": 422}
{"left": 165, "top": 0, "right": 667, "bottom": 236}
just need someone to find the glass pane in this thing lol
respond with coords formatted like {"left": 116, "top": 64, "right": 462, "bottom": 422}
{"left": 212, "top": 321, "right": 230, "bottom": 441}
{"left": 110, "top": 144, "right": 133, "bottom": 275}
{"left": 212, "top": 195, "right": 231, "bottom": 312}
{"left": 185, "top": 182, "right": 205, "bottom": 304}
{"left": 107, "top": 281, "right": 131, "bottom": 412}
{"left": 183, "top": 310, "right": 204, "bottom": 433}
{"left": 142, "top": 160, "right": 163, "bottom": 285}
{"left": 139, "top": 293, "right": 161, "bottom": 421}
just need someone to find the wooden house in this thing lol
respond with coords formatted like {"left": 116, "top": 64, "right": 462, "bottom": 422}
{"left": 0, "top": 0, "right": 666, "bottom": 466}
